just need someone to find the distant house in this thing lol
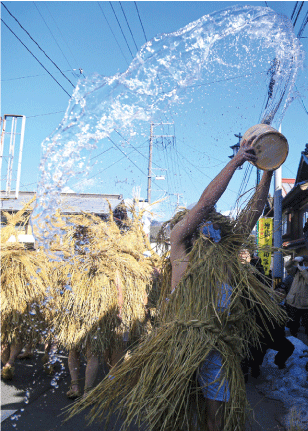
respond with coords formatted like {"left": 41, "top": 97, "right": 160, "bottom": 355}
{"left": 280, "top": 144, "right": 308, "bottom": 255}
{"left": 1, "top": 190, "right": 124, "bottom": 245}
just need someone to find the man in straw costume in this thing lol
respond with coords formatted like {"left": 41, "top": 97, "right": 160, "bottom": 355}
{"left": 1, "top": 199, "right": 49, "bottom": 380}
{"left": 51, "top": 204, "right": 156, "bottom": 399}
{"left": 68, "top": 136, "right": 286, "bottom": 431}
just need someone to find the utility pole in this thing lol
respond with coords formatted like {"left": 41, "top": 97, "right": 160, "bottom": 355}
{"left": 147, "top": 122, "right": 174, "bottom": 204}
{"left": 0, "top": 115, "right": 26, "bottom": 199}
{"left": 147, "top": 123, "right": 153, "bottom": 204}
{"left": 273, "top": 126, "right": 283, "bottom": 288}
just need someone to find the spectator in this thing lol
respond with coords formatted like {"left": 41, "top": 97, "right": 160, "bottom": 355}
{"left": 284, "top": 255, "right": 308, "bottom": 337}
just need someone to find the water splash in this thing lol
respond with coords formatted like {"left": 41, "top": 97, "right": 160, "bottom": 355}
{"left": 32, "top": 5, "right": 304, "bottom": 244}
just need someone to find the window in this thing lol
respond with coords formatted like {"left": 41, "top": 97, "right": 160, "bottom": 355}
{"left": 302, "top": 209, "right": 308, "bottom": 229}
{"left": 282, "top": 214, "right": 288, "bottom": 236}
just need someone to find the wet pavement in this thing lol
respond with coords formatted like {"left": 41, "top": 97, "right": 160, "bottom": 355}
{"left": 2, "top": 328, "right": 307, "bottom": 431}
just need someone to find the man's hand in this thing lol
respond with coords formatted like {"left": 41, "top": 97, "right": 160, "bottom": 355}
{"left": 233, "top": 136, "right": 258, "bottom": 168}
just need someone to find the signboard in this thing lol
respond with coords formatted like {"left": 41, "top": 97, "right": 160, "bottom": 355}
{"left": 258, "top": 217, "right": 273, "bottom": 275}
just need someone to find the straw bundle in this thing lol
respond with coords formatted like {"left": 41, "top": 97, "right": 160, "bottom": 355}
{"left": 50, "top": 204, "right": 160, "bottom": 355}
{"left": 68, "top": 215, "right": 286, "bottom": 431}
{"left": 1, "top": 200, "right": 49, "bottom": 346}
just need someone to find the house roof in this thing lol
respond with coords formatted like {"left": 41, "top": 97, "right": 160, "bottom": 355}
{"left": 282, "top": 178, "right": 295, "bottom": 198}
{"left": 0, "top": 191, "right": 124, "bottom": 215}
{"left": 295, "top": 145, "right": 308, "bottom": 185}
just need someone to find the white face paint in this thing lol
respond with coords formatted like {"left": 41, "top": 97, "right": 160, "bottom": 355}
{"left": 201, "top": 222, "right": 221, "bottom": 243}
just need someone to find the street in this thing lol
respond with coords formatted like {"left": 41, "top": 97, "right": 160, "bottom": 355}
{"left": 3, "top": 331, "right": 308, "bottom": 431}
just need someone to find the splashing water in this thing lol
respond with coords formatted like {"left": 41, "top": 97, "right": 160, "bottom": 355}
{"left": 32, "top": 5, "right": 303, "bottom": 244}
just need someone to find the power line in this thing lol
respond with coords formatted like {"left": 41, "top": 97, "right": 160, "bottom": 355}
{"left": 119, "top": 1, "right": 139, "bottom": 52}
{"left": 1, "top": 70, "right": 75, "bottom": 81}
{"left": 291, "top": 1, "right": 299, "bottom": 20}
{"left": 297, "top": 10, "right": 308, "bottom": 38}
{"left": 1, "top": 18, "right": 71, "bottom": 97}
{"left": 114, "top": 129, "right": 165, "bottom": 171}
{"left": 1, "top": 2, "right": 75, "bottom": 88}
{"left": 27, "top": 111, "right": 66, "bottom": 118}
{"left": 45, "top": 3, "right": 85, "bottom": 78}
{"left": 293, "top": 1, "right": 304, "bottom": 27}
{"left": 97, "top": 1, "right": 129, "bottom": 66}
{"left": 134, "top": 1, "right": 147, "bottom": 43}
{"left": 33, "top": 1, "right": 77, "bottom": 78}
{"left": 109, "top": 1, "right": 134, "bottom": 59}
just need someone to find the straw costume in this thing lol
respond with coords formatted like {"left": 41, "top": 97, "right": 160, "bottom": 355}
{"left": 1, "top": 199, "right": 49, "bottom": 379}
{"left": 50, "top": 203, "right": 159, "bottom": 359}
{"left": 68, "top": 206, "right": 286, "bottom": 431}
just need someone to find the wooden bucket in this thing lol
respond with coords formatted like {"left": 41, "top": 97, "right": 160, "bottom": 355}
{"left": 240, "top": 124, "right": 288, "bottom": 170}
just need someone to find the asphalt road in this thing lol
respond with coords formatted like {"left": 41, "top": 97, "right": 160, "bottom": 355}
{"left": 3, "top": 330, "right": 307, "bottom": 431}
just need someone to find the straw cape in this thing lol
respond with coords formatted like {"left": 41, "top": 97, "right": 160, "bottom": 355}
{"left": 67, "top": 209, "right": 287, "bottom": 431}
{"left": 50, "top": 204, "right": 160, "bottom": 356}
{"left": 1, "top": 199, "right": 49, "bottom": 347}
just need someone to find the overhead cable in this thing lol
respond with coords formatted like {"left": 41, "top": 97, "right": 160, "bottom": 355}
{"left": 1, "top": 2, "right": 75, "bottom": 88}
{"left": 33, "top": 2, "right": 77, "bottom": 78}
{"left": 97, "top": 2, "right": 129, "bottom": 66}
{"left": 1, "top": 70, "right": 73, "bottom": 81}
{"left": 114, "top": 129, "right": 165, "bottom": 170}
{"left": 119, "top": 1, "right": 139, "bottom": 52}
{"left": 1, "top": 18, "right": 71, "bottom": 97}
{"left": 109, "top": 1, "right": 134, "bottom": 59}
{"left": 297, "top": 10, "right": 308, "bottom": 38}
{"left": 293, "top": 1, "right": 304, "bottom": 27}
{"left": 27, "top": 111, "right": 66, "bottom": 118}
{"left": 134, "top": 1, "right": 147, "bottom": 42}
{"left": 45, "top": 3, "right": 85, "bottom": 78}
{"left": 291, "top": 1, "right": 299, "bottom": 20}
{"left": 107, "top": 135, "right": 167, "bottom": 194}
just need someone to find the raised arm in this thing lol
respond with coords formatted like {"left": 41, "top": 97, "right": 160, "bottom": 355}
{"left": 235, "top": 169, "right": 273, "bottom": 237}
{"left": 170, "top": 137, "right": 258, "bottom": 247}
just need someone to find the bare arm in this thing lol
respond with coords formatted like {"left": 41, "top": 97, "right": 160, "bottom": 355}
{"left": 170, "top": 137, "right": 258, "bottom": 249}
{"left": 235, "top": 169, "right": 274, "bottom": 236}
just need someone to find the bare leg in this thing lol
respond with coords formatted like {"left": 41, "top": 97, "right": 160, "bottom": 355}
{"left": 205, "top": 398, "right": 225, "bottom": 431}
{"left": 17, "top": 343, "right": 34, "bottom": 359}
{"left": 68, "top": 349, "right": 80, "bottom": 385}
{"left": 66, "top": 349, "right": 81, "bottom": 398}
{"left": 1, "top": 342, "right": 23, "bottom": 380}
{"left": 6, "top": 342, "right": 23, "bottom": 366}
{"left": 1, "top": 343, "right": 10, "bottom": 366}
{"left": 84, "top": 342, "right": 99, "bottom": 394}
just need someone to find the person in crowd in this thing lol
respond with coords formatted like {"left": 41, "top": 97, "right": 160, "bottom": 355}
{"left": 240, "top": 262, "right": 295, "bottom": 381}
{"left": 284, "top": 255, "right": 308, "bottom": 337}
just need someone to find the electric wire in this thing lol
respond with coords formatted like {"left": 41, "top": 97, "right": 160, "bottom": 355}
{"left": 1, "top": 70, "right": 74, "bottom": 81}
{"left": 291, "top": 1, "right": 299, "bottom": 21}
{"left": 109, "top": 1, "right": 134, "bottom": 59}
{"left": 27, "top": 111, "right": 66, "bottom": 118}
{"left": 45, "top": 3, "right": 85, "bottom": 78}
{"left": 134, "top": 1, "right": 147, "bottom": 42}
{"left": 97, "top": 2, "right": 129, "bottom": 66}
{"left": 119, "top": 1, "right": 139, "bottom": 52}
{"left": 33, "top": 1, "right": 77, "bottom": 78}
{"left": 297, "top": 10, "right": 308, "bottom": 38}
{"left": 293, "top": 1, "right": 304, "bottom": 27}
{"left": 1, "top": 18, "right": 71, "bottom": 97}
{"left": 1, "top": 2, "right": 75, "bottom": 88}
{"left": 114, "top": 129, "right": 165, "bottom": 171}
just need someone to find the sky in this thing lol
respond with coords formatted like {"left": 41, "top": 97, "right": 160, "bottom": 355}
{"left": 1, "top": 1, "right": 308, "bottom": 221}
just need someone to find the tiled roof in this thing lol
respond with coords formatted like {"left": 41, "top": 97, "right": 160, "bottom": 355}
{"left": 1, "top": 191, "right": 124, "bottom": 215}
